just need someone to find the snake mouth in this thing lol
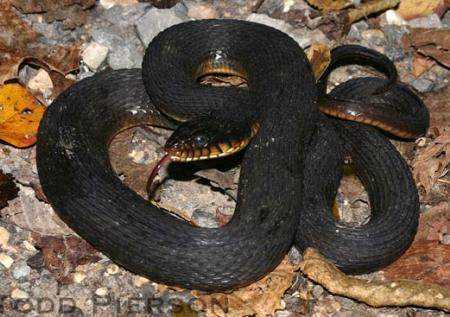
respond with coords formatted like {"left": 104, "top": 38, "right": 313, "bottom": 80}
{"left": 166, "top": 138, "right": 249, "bottom": 162}
{"left": 166, "top": 122, "right": 261, "bottom": 162}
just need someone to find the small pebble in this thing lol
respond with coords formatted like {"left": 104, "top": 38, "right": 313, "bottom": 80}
{"left": 12, "top": 263, "right": 31, "bottom": 279}
{"left": 408, "top": 14, "right": 443, "bottom": 29}
{"left": 0, "top": 253, "right": 14, "bottom": 268}
{"left": 411, "top": 78, "right": 434, "bottom": 93}
{"left": 133, "top": 276, "right": 150, "bottom": 287}
{"left": 28, "top": 68, "right": 53, "bottom": 92}
{"left": 22, "top": 241, "right": 36, "bottom": 252}
{"left": 95, "top": 287, "right": 108, "bottom": 296}
{"left": 82, "top": 42, "right": 109, "bottom": 70}
{"left": 380, "top": 9, "right": 406, "bottom": 26}
{"left": 415, "top": 137, "right": 427, "bottom": 147}
{"left": 0, "top": 226, "right": 10, "bottom": 247}
{"left": 187, "top": 3, "right": 218, "bottom": 19}
{"left": 136, "top": 8, "right": 186, "bottom": 47}
{"left": 361, "top": 29, "right": 385, "bottom": 41}
{"left": 441, "top": 234, "right": 450, "bottom": 245}
{"left": 287, "top": 246, "right": 302, "bottom": 265}
{"left": 99, "top": 0, "right": 137, "bottom": 9}
{"left": 312, "top": 285, "right": 324, "bottom": 298}
{"left": 106, "top": 264, "right": 120, "bottom": 275}
{"left": 11, "top": 288, "right": 29, "bottom": 299}
{"left": 73, "top": 272, "right": 87, "bottom": 283}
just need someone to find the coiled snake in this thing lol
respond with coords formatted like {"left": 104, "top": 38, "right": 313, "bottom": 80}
{"left": 36, "top": 20, "right": 428, "bottom": 291}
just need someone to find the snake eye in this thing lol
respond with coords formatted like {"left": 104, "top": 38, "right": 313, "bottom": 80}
{"left": 194, "top": 135, "right": 209, "bottom": 148}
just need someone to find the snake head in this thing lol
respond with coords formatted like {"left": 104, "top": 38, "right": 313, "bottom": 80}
{"left": 165, "top": 116, "right": 260, "bottom": 162}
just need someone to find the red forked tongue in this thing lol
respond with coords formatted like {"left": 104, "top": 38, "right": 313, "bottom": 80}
{"left": 146, "top": 153, "right": 172, "bottom": 199}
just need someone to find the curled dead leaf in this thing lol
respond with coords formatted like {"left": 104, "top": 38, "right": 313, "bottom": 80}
{"left": 307, "top": 42, "right": 331, "bottom": 81}
{"left": 412, "top": 130, "right": 450, "bottom": 199}
{"left": 403, "top": 28, "right": 450, "bottom": 69}
{"left": 31, "top": 234, "right": 101, "bottom": 284}
{"left": 412, "top": 54, "right": 435, "bottom": 78}
{"left": 300, "top": 248, "right": 450, "bottom": 312}
{"left": 192, "top": 258, "right": 298, "bottom": 317}
{"left": 0, "top": 83, "right": 46, "bottom": 147}
{"left": 396, "top": 0, "right": 447, "bottom": 20}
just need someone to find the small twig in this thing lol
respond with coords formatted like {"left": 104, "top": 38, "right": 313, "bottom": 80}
{"left": 347, "top": 0, "right": 400, "bottom": 24}
{"left": 252, "top": 0, "right": 265, "bottom": 13}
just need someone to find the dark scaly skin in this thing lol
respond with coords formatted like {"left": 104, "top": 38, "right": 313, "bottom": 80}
{"left": 36, "top": 20, "right": 317, "bottom": 291}
{"left": 36, "top": 20, "right": 427, "bottom": 290}
{"left": 317, "top": 45, "right": 429, "bottom": 139}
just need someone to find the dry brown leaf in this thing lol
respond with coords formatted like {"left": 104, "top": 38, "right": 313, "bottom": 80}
{"left": 412, "top": 54, "right": 435, "bottom": 77}
{"left": 11, "top": 0, "right": 96, "bottom": 28}
{"left": 412, "top": 131, "right": 450, "bottom": 198}
{"left": 0, "top": 3, "right": 81, "bottom": 84}
{"left": 32, "top": 234, "right": 101, "bottom": 283}
{"left": 423, "top": 83, "right": 450, "bottom": 135}
{"left": 307, "top": 42, "right": 331, "bottom": 80}
{"left": 10, "top": 0, "right": 96, "bottom": 13}
{"left": 0, "top": 2, "right": 39, "bottom": 49}
{"left": 305, "top": 0, "right": 351, "bottom": 11}
{"left": 300, "top": 248, "right": 450, "bottom": 312}
{"left": 397, "top": 0, "right": 447, "bottom": 20}
{"left": 48, "top": 71, "right": 76, "bottom": 99}
{"left": 416, "top": 202, "right": 450, "bottom": 241}
{"left": 383, "top": 241, "right": 450, "bottom": 289}
{"left": 383, "top": 202, "right": 450, "bottom": 287}
{"left": 383, "top": 202, "right": 450, "bottom": 289}
{"left": 317, "top": 0, "right": 400, "bottom": 39}
{"left": 192, "top": 257, "right": 297, "bottom": 317}
{"left": 403, "top": 28, "right": 450, "bottom": 69}
{"left": 348, "top": 0, "right": 400, "bottom": 23}
{"left": 0, "top": 170, "right": 19, "bottom": 210}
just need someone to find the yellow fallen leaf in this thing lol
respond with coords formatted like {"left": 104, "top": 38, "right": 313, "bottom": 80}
{"left": 0, "top": 83, "right": 46, "bottom": 147}
{"left": 307, "top": 42, "right": 331, "bottom": 81}
{"left": 192, "top": 257, "right": 297, "bottom": 317}
{"left": 397, "top": 0, "right": 446, "bottom": 20}
{"left": 305, "top": 0, "right": 351, "bottom": 11}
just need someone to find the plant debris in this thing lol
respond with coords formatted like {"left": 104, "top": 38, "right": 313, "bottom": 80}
{"left": 383, "top": 202, "right": 450, "bottom": 288}
{"left": 0, "top": 170, "right": 19, "bottom": 210}
{"left": 396, "top": 0, "right": 448, "bottom": 20}
{"left": 307, "top": 41, "right": 331, "bottom": 80}
{"left": 300, "top": 248, "right": 450, "bottom": 312}
{"left": 403, "top": 28, "right": 450, "bottom": 69}
{"left": 11, "top": 0, "right": 96, "bottom": 28}
{"left": 192, "top": 258, "right": 298, "bottom": 317}
{"left": 0, "top": 2, "right": 81, "bottom": 84}
{"left": 413, "top": 130, "right": 450, "bottom": 199}
{"left": 31, "top": 234, "right": 101, "bottom": 284}
{"left": 0, "top": 83, "right": 46, "bottom": 147}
